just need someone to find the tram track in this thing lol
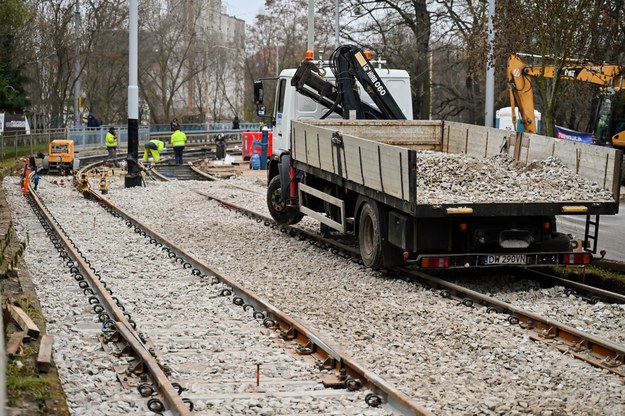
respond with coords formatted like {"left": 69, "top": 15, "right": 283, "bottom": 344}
{"left": 196, "top": 187, "right": 625, "bottom": 377}
{"left": 150, "top": 158, "right": 625, "bottom": 379}
{"left": 17, "top": 168, "right": 431, "bottom": 414}
{"left": 7, "top": 158, "right": 625, "bottom": 415}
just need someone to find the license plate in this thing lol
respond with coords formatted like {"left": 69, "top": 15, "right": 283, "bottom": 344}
{"left": 484, "top": 254, "right": 527, "bottom": 265}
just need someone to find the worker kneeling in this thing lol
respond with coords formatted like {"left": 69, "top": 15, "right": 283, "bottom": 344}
{"left": 140, "top": 139, "right": 166, "bottom": 169}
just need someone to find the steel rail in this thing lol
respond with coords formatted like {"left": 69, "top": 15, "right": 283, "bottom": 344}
{"left": 196, "top": 190, "right": 625, "bottom": 379}
{"left": 25, "top": 180, "right": 193, "bottom": 415}
{"left": 524, "top": 268, "right": 625, "bottom": 304}
{"left": 196, "top": 191, "right": 362, "bottom": 260}
{"left": 80, "top": 188, "right": 432, "bottom": 415}
{"left": 402, "top": 268, "right": 625, "bottom": 377}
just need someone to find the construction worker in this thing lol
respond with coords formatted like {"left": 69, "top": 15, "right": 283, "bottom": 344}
{"left": 20, "top": 159, "right": 29, "bottom": 195}
{"left": 170, "top": 119, "right": 187, "bottom": 165}
{"left": 106, "top": 126, "right": 119, "bottom": 166}
{"left": 140, "top": 138, "right": 166, "bottom": 169}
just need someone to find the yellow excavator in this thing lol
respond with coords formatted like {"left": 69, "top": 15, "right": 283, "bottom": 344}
{"left": 507, "top": 53, "right": 625, "bottom": 149}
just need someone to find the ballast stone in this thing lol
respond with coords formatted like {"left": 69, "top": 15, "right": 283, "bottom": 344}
{"left": 414, "top": 151, "right": 614, "bottom": 204}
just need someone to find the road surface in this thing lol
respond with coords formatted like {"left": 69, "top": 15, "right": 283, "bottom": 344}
{"left": 557, "top": 187, "right": 625, "bottom": 263}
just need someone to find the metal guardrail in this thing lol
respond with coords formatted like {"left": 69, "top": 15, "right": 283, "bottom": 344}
{"left": 150, "top": 122, "right": 260, "bottom": 132}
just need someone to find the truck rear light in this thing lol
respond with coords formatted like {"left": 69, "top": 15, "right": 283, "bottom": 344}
{"left": 458, "top": 223, "right": 467, "bottom": 232}
{"left": 561, "top": 253, "right": 591, "bottom": 265}
{"left": 420, "top": 257, "right": 450, "bottom": 268}
{"left": 543, "top": 221, "right": 551, "bottom": 230}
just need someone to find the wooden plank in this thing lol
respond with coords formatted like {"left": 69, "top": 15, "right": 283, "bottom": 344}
{"left": 37, "top": 334, "right": 54, "bottom": 373}
{"left": 445, "top": 121, "right": 510, "bottom": 158}
{"left": 6, "top": 331, "right": 25, "bottom": 357}
{"left": 6, "top": 304, "right": 40, "bottom": 339}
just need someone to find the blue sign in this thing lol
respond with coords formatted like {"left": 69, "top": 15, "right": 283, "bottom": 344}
{"left": 555, "top": 126, "right": 594, "bottom": 144}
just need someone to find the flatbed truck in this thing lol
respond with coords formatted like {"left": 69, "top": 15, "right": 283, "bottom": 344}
{"left": 256, "top": 45, "right": 621, "bottom": 269}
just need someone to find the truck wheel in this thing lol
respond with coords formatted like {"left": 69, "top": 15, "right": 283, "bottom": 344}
{"left": 359, "top": 202, "right": 383, "bottom": 269}
{"left": 267, "top": 176, "right": 303, "bottom": 225}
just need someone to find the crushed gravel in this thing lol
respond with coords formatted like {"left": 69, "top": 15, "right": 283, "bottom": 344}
{"left": 4, "top": 173, "right": 625, "bottom": 416}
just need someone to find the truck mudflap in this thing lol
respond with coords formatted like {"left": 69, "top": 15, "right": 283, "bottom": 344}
{"left": 409, "top": 251, "right": 592, "bottom": 269}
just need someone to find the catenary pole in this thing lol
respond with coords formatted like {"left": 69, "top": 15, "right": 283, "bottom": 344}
{"left": 484, "top": 0, "right": 496, "bottom": 127}
{"left": 308, "top": 0, "right": 314, "bottom": 53}
{"left": 125, "top": 0, "right": 141, "bottom": 187}
{"left": 74, "top": 1, "right": 81, "bottom": 126}
{"left": 335, "top": 0, "right": 339, "bottom": 48}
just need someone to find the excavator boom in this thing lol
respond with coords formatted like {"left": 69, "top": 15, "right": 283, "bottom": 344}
{"left": 507, "top": 53, "right": 625, "bottom": 150}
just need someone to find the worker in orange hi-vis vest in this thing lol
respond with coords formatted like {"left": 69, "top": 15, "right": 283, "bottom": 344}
{"left": 20, "top": 159, "right": 31, "bottom": 196}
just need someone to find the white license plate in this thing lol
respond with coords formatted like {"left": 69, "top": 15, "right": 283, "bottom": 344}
{"left": 484, "top": 254, "right": 527, "bottom": 265}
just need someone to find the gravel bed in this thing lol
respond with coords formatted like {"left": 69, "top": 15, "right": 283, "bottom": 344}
{"left": 457, "top": 276, "right": 625, "bottom": 345}
{"left": 97, "top": 175, "right": 625, "bottom": 415}
{"left": 3, "top": 175, "right": 392, "bottom": 416}
{"left": 5, "top": 173, "right": 625, "bottom": 415}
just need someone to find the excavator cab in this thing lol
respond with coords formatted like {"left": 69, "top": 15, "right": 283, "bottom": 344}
{"left": 591, "top": 90, "right": 625, "bottom": 148}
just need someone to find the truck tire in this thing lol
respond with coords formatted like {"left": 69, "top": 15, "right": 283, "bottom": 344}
{"left": 359, "top": 201, "right": 384, "bottom": 269}
{"left": 267, "top": 176, "right": 303, "bottom": 225}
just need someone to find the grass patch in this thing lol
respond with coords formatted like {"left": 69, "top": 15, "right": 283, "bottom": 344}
{"left": 5, "top": 343, "right": 51, "bottom": 403}
{"left": 552, "top": 264, "right": 625, "bottom": 294}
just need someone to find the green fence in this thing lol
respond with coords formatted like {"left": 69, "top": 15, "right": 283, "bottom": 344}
{"left": 0, "top": 130, "right": 67, "bottom": 161}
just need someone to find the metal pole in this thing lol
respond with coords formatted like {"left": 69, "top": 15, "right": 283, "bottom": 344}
{"left": 125, "top": 0, "right": 141, "bottom": 187}
{"left": 73, "top": 1, "right": 81, "bottom": 126}
{"left": 335, "top": 0, "right": 339, "bottom": 48}
{"left": 276, "top": 44, "right": 279, "bottom": 77}
{"left": 484, "top": 0, "right": 496, "bottom": 127}
{"left": 307, "top": 0, "right": 314, "bottom": 52}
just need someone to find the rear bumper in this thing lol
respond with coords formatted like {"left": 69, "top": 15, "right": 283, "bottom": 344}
{"left": 409, "top": 251, "right": 592, "bottom": 269}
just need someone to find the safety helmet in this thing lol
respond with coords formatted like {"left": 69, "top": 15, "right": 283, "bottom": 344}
{"left": 170, "top": 119, "right": 180, "bottom": 131}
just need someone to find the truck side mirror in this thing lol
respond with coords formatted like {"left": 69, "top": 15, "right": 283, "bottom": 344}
{"left": 257, "top": 105, "right": 266, "bottom": 117}
{"left": 254, "top": 81, "right": 264, "bottom": 105}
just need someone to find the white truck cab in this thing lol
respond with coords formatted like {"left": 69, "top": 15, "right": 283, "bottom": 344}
{"left": 258, "top": 66, "right": 414, "bottom": 152}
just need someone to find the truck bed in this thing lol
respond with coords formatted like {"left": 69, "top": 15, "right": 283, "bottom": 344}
{"left": 290, "top": 120, "right": 621, "bottom": 217}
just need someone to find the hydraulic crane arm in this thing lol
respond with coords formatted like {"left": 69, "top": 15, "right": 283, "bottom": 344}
{"left": 290, "top": 45, "right": 406, "bottom": 120}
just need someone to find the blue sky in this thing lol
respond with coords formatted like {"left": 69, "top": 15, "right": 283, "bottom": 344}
{"left": 224, "top": 0, "right": 266, "bottom": 25}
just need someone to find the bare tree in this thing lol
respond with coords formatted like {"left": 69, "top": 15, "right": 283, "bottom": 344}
{"left": 495, "top": 0, "right": 625, "bottom": 137}
{"left": 342, "top": 0, "right": 431, "bottom": 120}
{"left": 81, "top": 0, "right": 128, "bottom": 124}
{"left": 138, "top": 0, "right": 215, "bottom": 123}
{"left": 21, "top": 0, "right": 79, "bottom": 127}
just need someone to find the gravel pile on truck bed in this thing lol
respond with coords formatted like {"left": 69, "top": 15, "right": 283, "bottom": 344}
{"left": 415, "top": 152, "right": 615, "bottom": 204}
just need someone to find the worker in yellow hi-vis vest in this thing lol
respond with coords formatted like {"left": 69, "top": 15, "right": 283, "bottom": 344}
{"left": 170, "top": 119, "right": 187, "bottom": 164}
{"left": 140, "top": 138, "right": 166, "bottom": 169}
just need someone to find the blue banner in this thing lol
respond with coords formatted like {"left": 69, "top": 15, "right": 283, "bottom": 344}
{"left": 555, "top": 126, "right": 593, "bottom": 144}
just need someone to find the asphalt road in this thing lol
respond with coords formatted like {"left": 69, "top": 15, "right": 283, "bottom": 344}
{"left": 557, "top": 186, "right": 625, "bottom": 263}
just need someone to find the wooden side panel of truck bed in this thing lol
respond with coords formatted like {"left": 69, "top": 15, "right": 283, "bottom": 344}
{"left": 291, "top": 121, "right": 422, "bottom": 201}
{"left": 291, "top": 120, "right": 511, "bottom": 204}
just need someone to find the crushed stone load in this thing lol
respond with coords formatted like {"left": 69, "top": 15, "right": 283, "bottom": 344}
{"left": 415, "top": 151, "right": 614, "bottom": 204}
